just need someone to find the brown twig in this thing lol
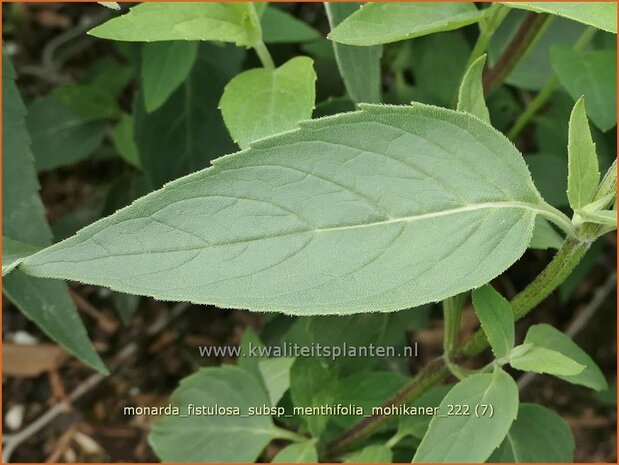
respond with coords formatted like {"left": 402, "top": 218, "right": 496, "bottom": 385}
{"left": 483, "top": 12, "right": 551, "bottom": 96}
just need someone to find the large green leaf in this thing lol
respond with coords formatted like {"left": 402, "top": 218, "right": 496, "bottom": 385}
{"left": 328, "top": 2, "right": 483, "bottom": 46}
{"left": 567, "top": 98, "right": 600, "bottom": 209}
{"left": 489, "top": 403, "right": 575, "bottom": 462}
{"left": 503, "top": 2, "right": 617, "bottom": 33}
{"left": 471, "top": 285, "right": 514, "bottom": 359}
{"left": 551, "top": 47, "right": 617, "bottom": 131}
{"left": 261, "top": 6, "right": 321, "bottom": 44}
{"left": 21, "top": 103, "right": 556, "bottom": 315}
{"left": 134, "top": 43, "right": 245, "bottom": 187}
{"left": 141, "top": 41, "right": 198, "bottom": 113}
{"left": 413, "top": 367, "right": 518, "bottom": 462}
{"left": 27, "top": 95, "right": 107, "bottom": 171}
{"left": 220, "top": 57, "right": 316, "bottom": 149}
{"left": 89, "top": 2, "right": 261, "bottom": 46}
{"left": 3, "top": 53, "right": 106, "bottom": 374}
{"left": 149, "top": 365, "right": 289, "bottom": 462}
{"left": 325, "top": 2, "right": 382, "bottom": 104}
{"left": 524, "top": 324, "right": 607, "bottom": 391}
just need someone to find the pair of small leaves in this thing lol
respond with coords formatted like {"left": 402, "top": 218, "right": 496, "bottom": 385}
{"left": 472, "top": 285, "right": 606, "bottom": 390}
{"left": 566, "top": 97, "right": 617, "bottom": 229}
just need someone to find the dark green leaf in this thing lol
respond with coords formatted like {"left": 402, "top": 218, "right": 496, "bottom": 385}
{"left": 551, "top": 46, "right": 617, "bottom": 131}
{"left": 2, "top": 237, "right": 41, "bottom": 276}
{"left": 141, "top": 41, "right": 198, "bottom": 113}
{"left": 261, "top": 6, "right": 321, "bottom": 44}
{"left": 27, "top": 95, "right": 107, "bottom": 171}
{"left": 134, "top": 43, "right": 245, "bottom": 187}
{"left": 325, "top": 2, "right": 382, "bottom": 104}
{"left": 2, "top": 52, "right": 106, "bottom": 374}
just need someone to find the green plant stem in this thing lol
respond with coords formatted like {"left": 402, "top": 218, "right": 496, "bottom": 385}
{"left": 254, "top": 40, "right": 275, "bottom": 70}
{"left": 247, "top": 2, "right": 275, "bottom": 70}
{"left": 466, "top": 4, "right": 510, "bottom": 69}
{"left": 483, "top": 12, "right": 553, "bottom": 97}
{"left": 535, "top": 202, "right": 576, "bottom": 238}
{"left": 443, "top": 293, "right": 466, "bottom": 357}
{"left": 274, "top": 426, "right": 309, "bottom": 443}
{"left": 325, "top": 237, "right": 589, "bottom": 458}
{"left": 506, "top": 26, "right": 597, "bottom": 140}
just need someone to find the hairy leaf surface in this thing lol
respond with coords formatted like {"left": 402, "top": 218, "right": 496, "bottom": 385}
{"left": 325, "top": 2, "right": 382, "bottom": 104}
{"left": 413, "top": 367, "right": 518, "bottom": 462}
{"left": 328, "top": 2, "right": 483, "bottom": 46}
{"left": 21, "top": 104, "right": 547, "bottom": 315}
{"left": 220, "top": 57, "right": 316, "bottom": 149}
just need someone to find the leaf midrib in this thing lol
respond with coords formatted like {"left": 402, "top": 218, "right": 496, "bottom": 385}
{"left": 27, "top": 200, "right": 540, "bottom": 266}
